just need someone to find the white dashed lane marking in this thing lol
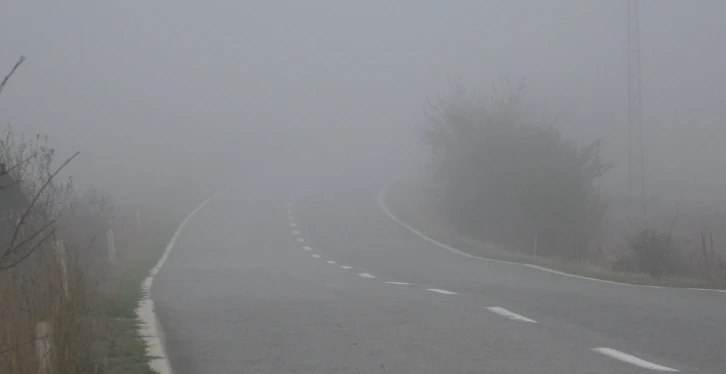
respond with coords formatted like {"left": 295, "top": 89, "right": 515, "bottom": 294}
{"left": 340, "top": 266, "right": 352, "bottom": 269}
{"left": 312, "top": 254, "right": 321, "bottom": 258}
{"left": 290, "top": 222, "right": 296, "bottom": 227}
{"left": 296, "top": 237, "right": 304, "bottom": 243}
{"left": 326, "top": 260, "right": 336, "bottom": 264}
{"left": 385, "top": 282, "right": 410, "bottom": 285}
{"left": 592, "top": 348, "right": 678, "bottom": 372}
{"left": 302, "top": 246, "right": 312, "bottom": 251}
{"left": 358, "top": 273, "right": 375, "bottom": 279}
{"left": 426, "top": 288, "right": 457, "bottom": 295}
{"left": 486, "top": 307, "right": 537, "bottom": 323}
{"left": 292, "top": 230, "right": 301, "bottom": 235}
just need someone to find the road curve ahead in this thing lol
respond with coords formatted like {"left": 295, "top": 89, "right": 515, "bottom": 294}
{"left": 152, "top": 176, "right": 726, "bottom": 373}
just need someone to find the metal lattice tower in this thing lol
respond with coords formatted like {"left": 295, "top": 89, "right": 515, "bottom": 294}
{"left": 627, "top": 0, "right": 646, "bottom": 219}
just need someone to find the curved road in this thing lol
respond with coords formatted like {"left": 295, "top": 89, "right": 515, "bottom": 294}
{"left": 152, "top": 176, "right": 726, "bottom": 373}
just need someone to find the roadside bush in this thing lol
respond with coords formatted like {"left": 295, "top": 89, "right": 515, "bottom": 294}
{"left": 614, "top": 228, "right": 683, "bottom": 278}
{"left": 423, "top": 80, "right": 611, "bottom": 262}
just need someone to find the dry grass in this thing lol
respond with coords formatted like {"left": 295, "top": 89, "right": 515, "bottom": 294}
{"left": 0, "top": 242, "right": 106, "bottom": 373}
{"left": 385, "top": 177, "right": 726, "bottom": 290}
{"left": 0, "top": 206, "right": 181, "bottom": 374}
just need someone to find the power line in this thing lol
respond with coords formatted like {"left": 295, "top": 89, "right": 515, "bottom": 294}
{"left": 627, "top": 0, "right": 647, "bottom": 220}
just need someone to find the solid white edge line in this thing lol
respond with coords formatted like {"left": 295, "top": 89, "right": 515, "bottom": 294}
{"left": 385, "top": 281, "right": 410, "bottom": 285}
{"left": 302, "top": 246, "right": 312, "bottom": 251}
{"left": 312, "top": 254, "right": 321, "bottom": 258}
{"left": 486, "top": 307, "right": 537, "bottom": 323}
{"left": 138, "top": 186, "right": 230, "bottom": 374}
{"left": 340, "top": 266, "right": 352, "bottom": 269}
{"left": 378, "top": 185, "right": 516, "bottom": 266}
{"left": 426, "top": 288, "right": 457, "bottom": 295}
{"left": 378, "top": 184, "right": 726, "bottom": 293}
{"left": 592, "top": 348, "right": 679, "bottom": 372}
{"left": 358, "top": 273, "right": 375, "bottom": 278}
{"left": 326, "top": 260, "right": 336, "bottom": 264}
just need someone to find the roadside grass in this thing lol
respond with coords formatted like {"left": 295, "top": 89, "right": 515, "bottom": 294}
{"left": 95, "top": 225, "right": 176, "bottom": 374}
{"left": 384, "top": 178, "right": 726, "bottom": 290}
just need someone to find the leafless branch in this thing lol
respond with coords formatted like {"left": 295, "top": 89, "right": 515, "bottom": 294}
{"left": 0, "top": 56, "right": 25, "bottom": 98}
{"left": 0, "top": 331, "right": 68, "bottom": 356}
{"left": 83, "top": 235, "right": 97, "bottom": 252}
{"left": 0, "top": 336, "right": 40, "bottom": 356}
{"left": 0, "top": 228, "right": 55, "bottom": 270}
{"left": 10, "top": 151, "right": 79, "bottom": 249}
{"left": 0, "top": 179, "right": 20, "bottom": 191}
{"left": 0, "top": 218, "right": 56, "bottom": 260}
{"left": 1, "top": 152, "right": 39, "bottom": 176}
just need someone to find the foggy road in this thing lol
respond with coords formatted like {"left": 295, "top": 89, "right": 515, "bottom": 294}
{"left": 152, "top": 177, "right": 726, "bottom": 374}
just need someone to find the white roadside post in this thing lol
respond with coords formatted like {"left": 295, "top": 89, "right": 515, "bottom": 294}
{"left": 103, "top": 202, "right": 116, "bottom": 265}
{"left": 53, "top": 239, "right": 70, "bottom": 299}
{"left": 106, "top": 227, "right": 116, "bottom": 264}
{"left": 35, "top": 321, "right": 53, "bottom": 374}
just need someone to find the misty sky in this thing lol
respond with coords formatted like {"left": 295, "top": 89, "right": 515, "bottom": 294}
{"left": 1, "top": 1, "right": 724, "bottom": 205}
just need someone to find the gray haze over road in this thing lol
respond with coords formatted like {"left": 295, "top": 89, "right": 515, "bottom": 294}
{"left": 152, "top": 170, "right": 726, "bottom": 373}
{"left": 3, "top": 1, "right": 726, "bottom": 372}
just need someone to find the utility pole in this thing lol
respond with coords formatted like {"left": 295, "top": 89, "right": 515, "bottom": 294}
{"left": 627, "top": 0, "right": 647, "bottom": 220}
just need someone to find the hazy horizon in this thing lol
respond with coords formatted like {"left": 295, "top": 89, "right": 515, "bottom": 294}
{"left": 2, "top": 0, "right": 725, "bottom": 207}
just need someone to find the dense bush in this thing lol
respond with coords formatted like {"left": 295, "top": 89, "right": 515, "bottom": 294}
{"left": 423, "top": 81, "right": 612, "bottom": 261}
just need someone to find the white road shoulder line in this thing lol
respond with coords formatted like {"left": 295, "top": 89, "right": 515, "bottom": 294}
{"left": 358, "top": 273, "right": 375, "bottom": 278}
{"left": 592, "top": 348, "right": 678, "bottom": 372}
{"left": 486, "top": 307, "right": 537, "bottom": 323}
{"left": 292, "top": 230, "right": 301, "bottom": 235}
{"left": 312, "top": 254, "right": 321, "bottom": 258}
{"left": 296, "top": 237, "right": 304, "bottom": 243}
{"left": 378, "top": 186, "right": 517, "bottom": 266}
{"left": 138, "top": 186, "right": 230, "bottom": 374}
{"left": 386, "top": 281, "right": 410, "bottom": 285}
{"left": 326, "top": 260, "right": 336, "bottom": 264}
{"left": 426, "top": 288, "right": 457, "bottom": 295}
{"left": 340, "top": 266, "right": 352, "bottom": 269}
{"left": 302, "top": 246, "right": 312, "bottom": 251}
{"left": 379, "top": 184, "right": 726, "bottom": 294}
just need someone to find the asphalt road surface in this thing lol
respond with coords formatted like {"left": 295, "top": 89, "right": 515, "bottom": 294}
{"left": 153, "top": 175, "right": 726, "bottom": 373}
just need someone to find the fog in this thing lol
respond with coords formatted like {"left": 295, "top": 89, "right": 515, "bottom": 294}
{"left": 1, "top": 0, "right": 725, "bottom": 208}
